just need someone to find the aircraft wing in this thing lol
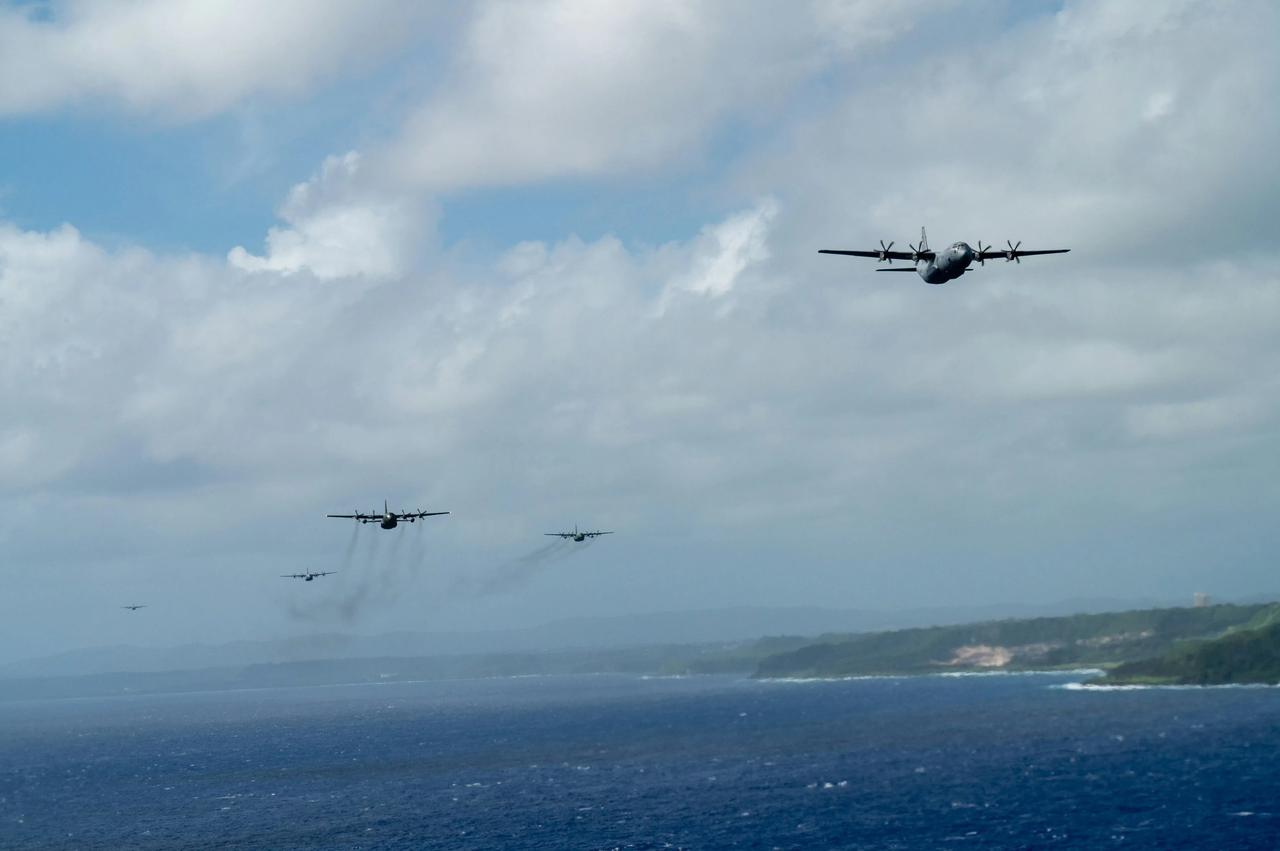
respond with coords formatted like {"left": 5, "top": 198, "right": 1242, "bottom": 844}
{"left": 327, "top": 513, "right": 376, "bottom": 520}
{"left": 819, "top": 249, "right": 933, "bottom": 261}
{"left": 315, "top": 572, "right": 334, "bottom": 577}
{"left": 402, "top": 510, "right": 449, "bottom": 520}
{"left": 976, "top": 248, "right": 1071, "bottom": 262}
{"left": 282, "top": 574, "right": 306, "bottom": 578}
{"left": 585, "top": 531, "right": 614, "bottom": 537}
{"left": 545, "top": 532, "right": 573, "bottom": 538}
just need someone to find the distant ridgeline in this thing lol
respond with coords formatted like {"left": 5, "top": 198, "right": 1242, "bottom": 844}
{"left": 1098, "top": 610, "right": 1280, "bottom": 686}
{"left": 750, "top": 603, "right": 1280, "bottom": 684}
{"left": 6, "top": 604, "right": 1278, "bottom": 701}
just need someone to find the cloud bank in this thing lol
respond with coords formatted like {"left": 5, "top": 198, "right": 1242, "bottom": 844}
{"left": 1, "top": 0, "right": 1278, "bottom": 660}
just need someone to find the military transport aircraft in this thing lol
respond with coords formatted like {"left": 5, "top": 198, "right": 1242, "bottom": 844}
{"left": 327, "top": 500, "right": 449, "bottom": 529}
{"left": 819, "top": 228, "right": 1068, "bottom": 284}
{"left": 545, "top": 525, "right": 614, "bottom": 543}
{"left": 121, "top": 605, "right": 147, "bottom": 611}
{"left": 282, "top": 571, "right": 335, "bottom": 582}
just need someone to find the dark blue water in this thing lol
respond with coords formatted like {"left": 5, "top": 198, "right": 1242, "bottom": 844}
{"left": 1, "top": 673, "right": 1277, "bottom": 849}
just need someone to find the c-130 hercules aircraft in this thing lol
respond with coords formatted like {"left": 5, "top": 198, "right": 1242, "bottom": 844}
{"left": 282, "top": 571, "right": 335, "bottom": 582}
{"left": 328, "top": 500, "right": 449, "bottom": 529}
{"left": 545, "top": 525, "right": 613, "bottom": 543}
{"left": 820, "top": 228, "right": 1068, "bottom": 284}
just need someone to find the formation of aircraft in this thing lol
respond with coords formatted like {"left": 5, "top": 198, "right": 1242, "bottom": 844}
{"left": 545, "top": 525, "right": 614, "bottom": 543}
{"left": 820, "top": 227, "right": 1068, "bottom": 284}
{"left": 327, "top": 500, "right": 449, "bottom": 530}
{"left": 282, "top": 571, "right": 335, "bottom": 582}
{"left": 111, "top": 231, "right": 1062, "bottom": 610}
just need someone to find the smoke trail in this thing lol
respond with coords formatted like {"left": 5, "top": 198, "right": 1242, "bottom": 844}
{"left": 288, "top": 523, "right": 428, "bottom": 625}
{"left": 560, "top": 536, "right": 595, "bottom": 559}
{"left": 519, "top": 540, "right": 569, "bottom": 564}
{"left": 289, "top": 523, "right": 593, "bottom": 621}
{"left": 448, "top": 537, "right": 591, "bottom": 598}
{"left": 406, "top": 520, "right": 429, "bottom": 570}
{"left": 338, "top": 520, "right": 359, "bottom": 570}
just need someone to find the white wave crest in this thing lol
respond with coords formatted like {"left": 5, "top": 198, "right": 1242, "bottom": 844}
{"left": 1057, "top": 681, "right": 1280, "bottom": 691}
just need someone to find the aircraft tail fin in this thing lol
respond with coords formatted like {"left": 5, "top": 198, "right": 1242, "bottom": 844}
{"left": 920, "top": 226, "right": 928, "bottom": 252}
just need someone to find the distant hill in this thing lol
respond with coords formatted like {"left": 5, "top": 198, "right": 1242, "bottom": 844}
{"left": 752, "top": 604, "right": 1277, "bottom": 679}
{"left": 1, "top": 598, "right": 1174, "bottom": 679}
{"left": 1098, "top": 607, "right": 1280, "bottom": 685}
{"left": 7, "top": 603, "right": 1278, "bottom": 701}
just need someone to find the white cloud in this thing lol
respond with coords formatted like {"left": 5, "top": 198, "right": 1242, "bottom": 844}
{"left": 4, "top": 0, "right": 1280, "bottom": 658}
{"left": 4, "top": 175, "right": 1280, "bottom": 655}
{"left": 0, "top": 0, "right": 432, "bottom": 118}
{"left": 1125, "top": 397, "right": 1264, "bottom": 441}
{"left": 383, "top": 0, "right": 944, "bottom": 189}
{"left": 748, "top": 0, "right": 1280, "bottom": 257}
{"left": 228, "top": 153, "right": 432, "bottom": 280}
{"left": 657, "top": 198, "right": 777, "bottom": 314}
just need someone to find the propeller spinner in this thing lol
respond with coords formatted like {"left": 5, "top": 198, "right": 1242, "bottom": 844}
{"left": 877, "top": 239, "right": 895, "bottom": 263}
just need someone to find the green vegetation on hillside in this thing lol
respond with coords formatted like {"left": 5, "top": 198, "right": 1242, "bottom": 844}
{"left": 668, "top": 635, "right": 816, "bottom": 675}
{"left": 1097, "top": 620, "right": 1280, "bottom": 685}
{"left": 752, "top": 604, "right": 1275, "bottom": 679}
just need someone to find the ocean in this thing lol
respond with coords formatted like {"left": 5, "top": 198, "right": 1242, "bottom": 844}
{"left": 1, "top": 672, "right": 1277, "bottom": 849}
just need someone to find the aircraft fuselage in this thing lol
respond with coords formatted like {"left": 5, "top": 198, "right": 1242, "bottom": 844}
{"left": 381, "top": 514, "right": 397, "bottom": 529}
{"left": 918, "top": 242, "right": 975, "bottom": 284}
{"left": 573, "top": 533, "right": 586, "bottom": 542}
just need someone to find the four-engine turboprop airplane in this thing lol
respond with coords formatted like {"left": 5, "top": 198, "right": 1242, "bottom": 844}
{"left": 121, "top": 604, "right": 147, "bottom": 611}
{"left": 545, "top": 525, "right": 613, "bottom": 543}
{"left": 819, "top": 227, "right": 1069, "bottom": 284}
{"left": 282, "top": 571, "right": 335, "bottom": 582}
{"left": 328, "top": 500, "right": 449, "bottom": 529}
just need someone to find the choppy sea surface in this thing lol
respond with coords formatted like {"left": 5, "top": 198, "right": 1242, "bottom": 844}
{"left": 1, "top": 672, "right": 1277, "bottom": 849}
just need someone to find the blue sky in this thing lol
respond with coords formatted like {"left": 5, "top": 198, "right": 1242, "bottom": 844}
{"left": 0, "top": 0, "right": 1277, "bottom": 662}
{"left": 0, "top": 0, "right": 1066, "bottom": 254}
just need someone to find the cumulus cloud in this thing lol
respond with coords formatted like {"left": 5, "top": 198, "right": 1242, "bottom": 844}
{"left": 228, "top": 152, "right": 432, "bottom": 280}
{"left": 6, "top": 195, "right": 1278, "bottom": 553}
{"left": 3, "top": 0, "right": 1280, "bottom": 659}
{"left": 0, "top": 0, "right": 432, "bottom": 118}
{"left": 749, "top": 0, "right": 1280, "bottom": 256}
{"left": 657, "top": 198, "right": 777, "bottom": 314}
{"left": 383, "top": 0, "right": 944, "bottom": 189}
{"left": 4, "top": 189, "right": 1280, "bottom": 656}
